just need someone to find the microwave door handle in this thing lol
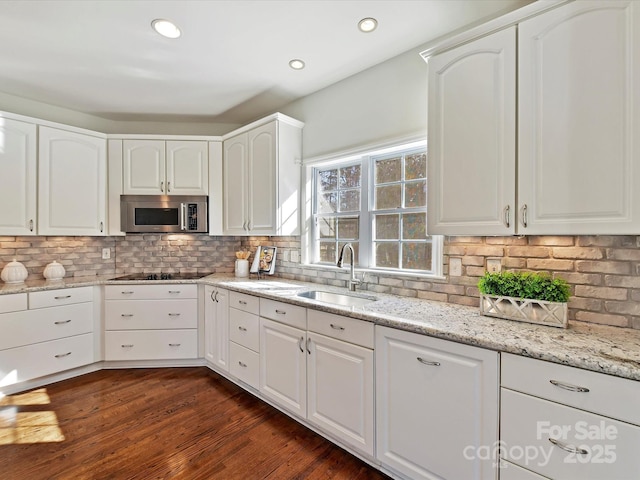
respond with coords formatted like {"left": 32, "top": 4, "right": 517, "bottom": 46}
{"left": 180, "top": 203, "right": 187, "bottom": 231}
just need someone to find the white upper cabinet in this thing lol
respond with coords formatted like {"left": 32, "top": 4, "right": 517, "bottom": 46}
{"left": 0, "top": 118, "right": 37, "bottom": 235}
{"left": 427, "top": 26, "right": 516, "bottom": 236}
{"left": 123, "top": 139, "right": 208, "bottom": 195}
{"left": 222, "top": 114, "right": 303, "bottom": 236}
{"left": 424, "top": 0, "right": 640, "bottom": 235}
{"left": 38, "top": 126, "right": 107, "bottom": 236}
{"left": 518, "top": 0, "right": 640, "bottom": 234}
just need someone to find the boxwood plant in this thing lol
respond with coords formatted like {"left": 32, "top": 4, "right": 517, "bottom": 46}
{"left": 478, "top": 271, "right": 570, "bottom": 303}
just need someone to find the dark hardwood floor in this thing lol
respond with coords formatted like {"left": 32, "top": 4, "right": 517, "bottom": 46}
{"left": 0, "top": 367, "right": 390, "bottom": 480}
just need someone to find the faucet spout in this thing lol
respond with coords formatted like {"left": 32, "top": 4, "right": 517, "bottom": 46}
{"left": 337, "top": 243, "right": 361, "bottom": 292}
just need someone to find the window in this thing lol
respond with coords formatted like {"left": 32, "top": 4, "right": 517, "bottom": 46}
{"left": 309, "top": 141, "right": 442, "bottom": 276}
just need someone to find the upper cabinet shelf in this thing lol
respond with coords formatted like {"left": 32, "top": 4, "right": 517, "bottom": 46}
{"left": 423, "top": 0, "right": 640, "bottom": 235}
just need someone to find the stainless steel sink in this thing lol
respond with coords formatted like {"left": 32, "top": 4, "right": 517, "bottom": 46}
{"left": 297, "top": 290, "right": 376, "bottom": 307}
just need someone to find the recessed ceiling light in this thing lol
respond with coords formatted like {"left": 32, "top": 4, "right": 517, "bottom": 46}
{"left": 289, "top": 59, "right": 305, "bottom": 70}
{"left": 358, "top": 17, "right": 378, "bottom": 33}
{"left": 151, "top": 19, "right": 181, "bottom": 39}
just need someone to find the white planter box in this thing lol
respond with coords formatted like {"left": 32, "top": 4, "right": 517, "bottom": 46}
{"left": 480, "top": 294, "right": 568, "bottom": 328}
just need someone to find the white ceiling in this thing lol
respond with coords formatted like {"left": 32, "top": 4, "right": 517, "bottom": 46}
{"left": 0, "top": 0, "right": 532, "bottom": 124}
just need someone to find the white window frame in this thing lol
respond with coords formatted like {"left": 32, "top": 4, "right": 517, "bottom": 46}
{"left": 302, "top": 138, "right": 443, "bottom": 278}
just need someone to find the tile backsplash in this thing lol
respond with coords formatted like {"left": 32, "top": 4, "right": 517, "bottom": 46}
{"left": 3, "top": 234, "right": 640, "bottom": 330}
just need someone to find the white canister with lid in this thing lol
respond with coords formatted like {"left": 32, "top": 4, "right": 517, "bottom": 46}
{"left": 1, "top": 259, "right": 29, "bottom": 284}
{"left": 43, "top": 260, "right": 66, "bottom": 281}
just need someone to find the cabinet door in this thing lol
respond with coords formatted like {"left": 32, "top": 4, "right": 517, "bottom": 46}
{"left": 427, "top": 26, "right": 516, "bottom": 235}
{"left": 38, "top": 126, "right": 106, "bottom": 236}
{"left": 259, "top": 317, "right": 306, "bottom": 417}
{"left": 204, "top": 286, "right": 229, "bottom": 372}
{"left": 307, "top": 331, "right": 374, "bottom": 456}
{"left": 247, "top": 121, "right": 277, "bottom": 234}
{"left": 123, "top": 139, "right": 165, "bottom": 194}
{"left": 166, "top": 140, "right": 208, "bottom": 195}
{"left": 222, "top": 133, "right": 249, "bottom": 234}
{"left": 518, "top": 1, "right": 640, "bottom": 234}
{"left": 376, "top": 325, "right": 499, "bottom": 480}
{"left": 0, "top": 118, "right": 37, "bottom": 235}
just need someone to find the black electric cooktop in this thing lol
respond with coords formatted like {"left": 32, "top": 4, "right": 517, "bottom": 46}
{"left": 112, "top": 273, "right": 211, "bottom": 281}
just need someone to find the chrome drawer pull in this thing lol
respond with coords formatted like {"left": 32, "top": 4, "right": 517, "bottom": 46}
{"left": 298, "top": 337, "right": 304, "bottom": 353}
{"left": 54, "top": 295, "right": 71, "bottom": 300}
{"left": 238, "top": 326, "right": 247, "bottom": 332}
{"left": 121, "top": 314, "right": 134, "bottom": 317}
{"left": 550, "top": 380, "right": 590, "bottom": 393}
{"left": 122, "top": 344, "right": 134, "bottom": 348}
{"left": 330, "top": 323, "right": 345, "bottom": 331}
{"left": 168, "top": 290, "right": 181, "bottom": 294}
{"left": 169, "top": 343, "right": 181, "bottom": 347}
{"left": 417, "top": 357, "right": 441, "bottom": 366}
{"left": 306, "top": 337, "right": 311, "bottom": 354}
{"left": 238, "top": 361, "right": 247, "bottom": 368}
{"left": 275, "top": 309, "right": 286, "bottom": 315}
{"left": 54, "top": 319, "right": 71, "bottom": 325}
{"left": 121, "top": 291, "right": 134, "bottom": 295}
{"left": 548, "top": 438, "right": 589, "bottom": 455}
{"left": 238, "top": 300, "right": 248, "bottom": 305}
{"left": 55, "top": 352, "right": 71, "bottom": 358}
{"left": 168, "top": 313, "right": 181, "bottom": 317}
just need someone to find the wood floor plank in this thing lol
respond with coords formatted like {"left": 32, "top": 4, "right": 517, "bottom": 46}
{"left": 0, "top": 367, "right": 390, "bottom": 480}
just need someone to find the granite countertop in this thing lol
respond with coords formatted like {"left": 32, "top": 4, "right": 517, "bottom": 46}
{"left": 2, "top": 273, "right": 639, "bottom": 381}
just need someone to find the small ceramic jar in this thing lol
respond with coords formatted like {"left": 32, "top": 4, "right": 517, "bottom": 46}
{"left": 43, "top": 260, "right": 66, "bottom": 281}
{"left": 1, "top": 259, "right": 29, "bottom": 284}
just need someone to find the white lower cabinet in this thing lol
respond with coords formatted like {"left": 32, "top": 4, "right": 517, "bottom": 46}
{"left": 204, "top": 286, "right": 229, "bottom": 372}
{"left": 376, "top": 325, "right": 499, "bottom": 480}
{"left": 228, "top": 292, "right": 261, "bottom": 389}
{"left": 104, "top": 284, "right": 198, "bottom": 361}
{"left": 499, "top": 461, "right": 549, "bottom": 480}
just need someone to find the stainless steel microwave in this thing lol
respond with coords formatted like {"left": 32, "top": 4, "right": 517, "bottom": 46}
{"left": 120, "top": 195, "right": 208, "bottom": 233}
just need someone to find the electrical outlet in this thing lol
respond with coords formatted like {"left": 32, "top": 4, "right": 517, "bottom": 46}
{"left": 102, "top": 248, "right": 111, "bottom": 260}
{"left": 290, "top": 250, "right": 300, "bottom": 263}
{"left": 486, "top": 259, "right": 502, "bottom": 273}
{"left": 449, "top": 257, "right": 462, "bottom": 276}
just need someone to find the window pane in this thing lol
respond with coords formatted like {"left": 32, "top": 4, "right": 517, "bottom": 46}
{"left": 375, "top": 242, "right": 399, "bottom": 268}
{"left": 404, "top": 180, "right": 426, "bottom": 208}
{"left": 318, "top": 169, "right": 337, "bottom": 191}
{"left": 402, "top": 242, "right": 432, "bottom": 270}
{"left": 318, "top": 193, "right": 337, "bottom": 213}
{"left": 339, "top": 165, "right": 361, "bottom": 188}
{"left": 338, "top": 216, "right": 359, "bottom": 240}
{"left": 319, "top": 242, "right": 336, "bottom": 263}
{"left": 339, "top": 190, "right": 360, "bottom": 212}
{"left": 375, "top": 157, "right": 401, "bottom": 184}
{"left": 375, "top": 184, "right": 401, "bottom": 209}
{"left": 405, "top": 153, "right": 426, "bottom": 180}
{"left": 318, "top": 217, "right": 336, "bottom": 239}
{"left": 375, "top": 214, "right": 399, "bottom": 239}
{"left": 338, "top": 242, "right": 359, "bottom": 266}
{"left": 402, "top": 213, "right": 426, "bottom": 239}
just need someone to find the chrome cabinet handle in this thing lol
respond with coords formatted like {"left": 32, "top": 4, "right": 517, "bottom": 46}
{"left": 29, "top": 219, "right": 34, "bottom": 231}
{"left": 306, "top": 337, "right": 311, "bottom": 354}
{"left": 121, "top": 291, "right": 134, "bottom": 295}
{"left": 238, "top": 361, "right": 247, "bottom": 368}
{"left": 120, "top": 314, "right": 134, "bottom": 317}
{"left": 504, "top": 205, "right": 510, "bottom": 228}
{"left": 168, "top": 313, "right": 181, "bottom": 317}
{"left": 238, "top": 300, "right": 247, "bottom": 305}
{"left": 210, "top": 290, "right": 216, "bottom": 302}
{"left": 521, "top": 204, "right": 528, "bottom": 228}
{"left": 242, "top": 221, "right": 247, "bottom": 231}
{"left": 168, "top": 290, "right": 181, "bottom": 294}
{"left": 275, "top": 309, "right": 286, "bottom": 315}
{"left": 167, "top": 181, "right": 171, "bottom": 193}
{"left": 160, "top": 181, "right": 164, "bottom": 192}
{"left": 169, "top": 343, "right": 181, "bottom": 347}
{"left": 54, "top": 319, "right": 71, "bottom": 325}
{"left": 122, "top": 344, "right": 134, "bottom": 348}
{"left": 330, "top": 323, "right": 345, "bottom": 331}
{"left": 100, "top": 221, "right": 104, "bottom": 232}
{"left": 548, "top": 438, "right": 589, "bottom": 455}
{"left": 298, "top": 337, "right": 304, "bottom": 353}
{"left": 550, "top": 379, "right": 590, "bottom": 393}
{"left": 54, "top": 295, "right": 71, "bottom": 300}
{"left": 417, "top": 357, "right": 441, "bottom": 366}
{"left": 55, "top": 352, "right": 71, "bottom": 358}
{"left": 247, "top": 220, "right": 251, "bottom": 231}
{"left": 238, "top": 326, "right": 247, "bottom": 332}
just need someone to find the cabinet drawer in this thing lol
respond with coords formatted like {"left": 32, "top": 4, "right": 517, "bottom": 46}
{"left": 501, "top": 389, "right": 640, "bottom": 480}
{"left": 260, "top": 298, "right": 306, "bottom": 329}
{"left": 0, "top": 293, "right": 27, "bottom": 314}
{"left": 105, "top": 284, "right": 197, "bottom": 300}
{"left": 105, "top": 299, "right": 197, "bottom": 330}
{"left": 0, "top": 302, "right": 93, "bottom": 350}
{"left": 308, "top": 309, "right": 374, "bottom": 348}
{"left": 229, "top": 308, "right": 259, "bottom": 352}
{"left": 229, "top": 291, "right": 259, "bottom": 315}
{"left": 104, "top": 330, "right": 197, "bottom": 361}
{"left": 0, "top": 333, "right": 94, "bottom": 389}
{"left": 29, "top": 286, "right": 93, "bottom": 309}
{"left": 502, "top": 353, "right": 640, "bottom": 426}
{"left": 229, "top": 341, "right": 259, "bottom": 389}
{"left": 500, "top": 461, "right": 549, "bottom": 480}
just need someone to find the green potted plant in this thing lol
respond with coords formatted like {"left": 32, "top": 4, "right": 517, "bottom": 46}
{"left": 477, "top": 271, "right": 570, "bottom": 328}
